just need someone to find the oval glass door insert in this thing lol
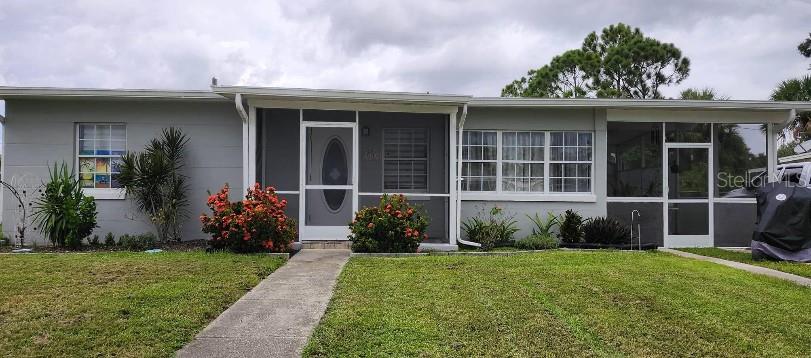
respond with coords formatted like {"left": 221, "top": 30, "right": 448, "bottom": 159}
{"left": 322, "top": 137, "right": 348, "bottom": 211}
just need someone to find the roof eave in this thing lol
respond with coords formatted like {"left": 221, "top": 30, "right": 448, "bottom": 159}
{"left": 212, "top": 85, "right": 471, "bottom": 105}
{"left": 0, "top": 86, "right": 226, "bottom": 101}
{"left": 469, "top": 98, "right": 811, "bottom": 111}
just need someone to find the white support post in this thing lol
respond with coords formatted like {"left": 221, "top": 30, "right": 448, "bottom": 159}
{"left": 248, "top": 104, "right": 257, "bottom": 189}
{"left": 767, "top": 119, "right": 779, "bottom": 182}
{"left": 242, "top": 114, "right": 250, "bottom": 193}
{"left": 449, "top": 110, "right": 458, "bottom": 246}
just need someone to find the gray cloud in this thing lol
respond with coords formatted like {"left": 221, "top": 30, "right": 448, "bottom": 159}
{"left": 0, "top": 0, "right": 809, "bottom": 103}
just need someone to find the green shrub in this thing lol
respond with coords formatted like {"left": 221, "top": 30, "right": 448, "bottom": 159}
{"left": 88, "top": 234, "right": 100, "bottom": 246}
{"left": 118, "top": 233, "right": 158, "bottom": 251}
{"left": 582, "top": 217, "right": 630, "bottom": 245}
{"left": 349, "top": 194, "right": 428, "bottom": 253}
{"left": 118, "top": 127, "right": 189, "bottom": 242}
{"left": 104, "top": 232, "right": 116, "bottom": 246}
{"left": 462, "top": 206, "right": 518, "bottom": 251}
{"left": 201, "top": 184, "right": 297, "bottom": 253}
{"left": 514, "top": 234, "right": 559, "bottom": 250}
{"left": 33, "top": 162, "right": 98, "bottom": 248}
{"left": 559, "top": 209, "right": 587, "bottom": 243}
{"left": 527, "top": 212, "right": 559, "bottom": 236}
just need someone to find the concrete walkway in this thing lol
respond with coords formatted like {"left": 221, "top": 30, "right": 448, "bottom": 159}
{"left": 177, "top": 249, "right": 351, "bottom": 358}
{"left": 661, "top": 248, "right": 811, "bottom": 288}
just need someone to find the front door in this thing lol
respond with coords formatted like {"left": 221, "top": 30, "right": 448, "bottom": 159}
{"left": 664, "top": 145, "right": 712, "bottom": 247}
{"left": 300, "top": 123, "right": 356, "bottom": 240}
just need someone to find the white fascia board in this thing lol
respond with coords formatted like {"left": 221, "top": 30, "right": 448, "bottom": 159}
{"left": 212, "top": 85, "right": 471, "bottom": 105}
{"left": 0, "top": 86, "right": 225, "bottom": 101}
{"left": 470, "top": 97, "right": 811, "bottom": 111}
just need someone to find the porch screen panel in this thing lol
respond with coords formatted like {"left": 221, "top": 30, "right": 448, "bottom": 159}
{"left": 259, "top": 108, "right": 300, "bottom": 191}
{"left": 713, "top": 124, "right": 767, "bottom": 198}
{"left": 607, "top": 122, "right": 662, "bottom": 197}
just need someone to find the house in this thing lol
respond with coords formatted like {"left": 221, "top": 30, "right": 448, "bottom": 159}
{"left": 1, "top": 85, "right": 810, "bottom": 249}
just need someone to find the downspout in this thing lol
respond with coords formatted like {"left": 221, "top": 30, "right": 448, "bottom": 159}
{"left": 456, "top": 104, "right": 481, "bottom": 248}
{"left": 234, "top": 93, "right": 248, "bottom": 123}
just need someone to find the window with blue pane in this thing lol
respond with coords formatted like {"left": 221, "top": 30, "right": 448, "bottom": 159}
{"left": 77, "top": 124, "right": 126, "bottom": 189}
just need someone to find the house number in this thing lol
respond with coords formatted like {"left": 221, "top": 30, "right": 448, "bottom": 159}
{"left": 363, "top": 149, "right": 380, "bottom": 161}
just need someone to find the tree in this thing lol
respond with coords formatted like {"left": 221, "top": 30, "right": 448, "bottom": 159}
{"left": 771, "top": 75, "right": 811, "bottom": 140}
{"left": 799, "top": 33, "right": 811, "bottom": 68}
{"left": 503, "top": 23, "right": 690, "bottom": 99}
{"left": 502, "top": 49, "right": 599, "bottom": 98}
{"left": 118, "top": 128, "right": 190, "bottom": 242}
{"left": 679, "top": 87, "right": 728, "bottom": 100}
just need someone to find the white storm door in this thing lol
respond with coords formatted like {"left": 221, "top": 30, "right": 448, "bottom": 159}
{"left": 300, "top": 122, "right": 357, "bottom": 240}
{"left": 664, "top": 144, "right": 713, "bottom": 247}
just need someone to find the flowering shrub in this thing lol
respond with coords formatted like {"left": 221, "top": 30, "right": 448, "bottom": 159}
{"left": 348, "top": 194, "right": 429, "bottom": 253}
{"left": 200, "top": 183, "right": 296, "bottom": 253}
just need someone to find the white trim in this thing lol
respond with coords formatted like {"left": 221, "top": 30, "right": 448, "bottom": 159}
{"left": 449, "top": 110, "right": 458, "bottom": 246}
{"left": 214, "top": 85, "right": 470, "bottom": 105}
{"left": 304, "top": 184, "right": 353, "bottom": 190}
{"left": 462, "top": 193, "right": 597, "bottom": 202}
{"left": 471, "top": 97, "right": 811, "bottom": 111}
{"left": 606, "top": 197, "right": 664, "bottom": 203}
{"left": 359, "top": 192, "right": 450, "bottom": 197}
{"left": 779, "top": 152, "right": 811, "bottom": 163}
{"left": 248, "top": 98, "right": 460, "bottom": 115}
{"left": 714, "top": 198, "right": 756, "bottom": 204}
{"left": 275, "top": 190, "right": 299, "bottom": 195}
{"left": 298, "top": 110, "right": 305, "bottom": 241}
{"left": 83, "top": 188, "right": 126, "bottom": 200}
{"left": 247, "top": 104, "right": 257, "bottom": 187}
{"left": 242, "top": 114, "right": 250, "bottom": 192}
{"left": 0, "top": 86, "right": 225, "bottom": 101}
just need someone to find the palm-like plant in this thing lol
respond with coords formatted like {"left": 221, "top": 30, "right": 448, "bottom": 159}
{"left": 118, "top": 128, "right": 189, "bottom": 242}
{"left": 771, "top": 75, "right": 811, "bottom": 140}
{"left": 33, "top": 162, "right": 97, "bottom": 248}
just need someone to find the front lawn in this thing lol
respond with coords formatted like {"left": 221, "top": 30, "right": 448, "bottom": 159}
{"left": 679, "top": 247, "right": 811, "bottom": 279}
{"left": 304, "top": 251, "right": 811, "bottom": 357}
{"left": 0, "top": 252, "right": 284, "bottom": 357}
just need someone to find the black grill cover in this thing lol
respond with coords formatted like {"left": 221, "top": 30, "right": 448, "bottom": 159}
{"left": 752, "top": 182, "right": 811, "bottom": 252}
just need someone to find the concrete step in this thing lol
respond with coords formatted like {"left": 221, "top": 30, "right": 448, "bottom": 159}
{"left": 299, "top": 241, "right": 352, "bottom": 250}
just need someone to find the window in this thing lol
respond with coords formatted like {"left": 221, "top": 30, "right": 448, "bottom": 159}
{"left": 780, "top": 166, "right": 805, "bottom": 186}
{"left": 383, "top": 128, "right": 428, "bottom": 191}
{"left": 461, "top": 130, "right": 593, "bottom": 194}
{"left": 77, "top": 124, "right": 126, "bottom": 189}
{"left": 502, "top": 131, "right": 544, "bottom": 192}
{"left": 461, "top": 131, "right": 497, "bottom": 191}
{"left": 549, "top": 132, "right": 593, "bottom": 192}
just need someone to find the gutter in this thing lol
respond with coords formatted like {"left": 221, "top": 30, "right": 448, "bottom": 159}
{"left": 455, "top": 104, "right": 481, "bottom": 248}
{"left": 234, "top": 93, "right": 248, "bottom": 123}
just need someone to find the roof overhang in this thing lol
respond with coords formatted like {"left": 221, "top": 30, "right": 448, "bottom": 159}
{"left": 0, "top": 86, "right": 225, "bottom": 101}
{"left": 470, "top": 97, "right": 811, "bottom": 112}
{"left": 212, "top": 85, "right": 471, "bottom": 106}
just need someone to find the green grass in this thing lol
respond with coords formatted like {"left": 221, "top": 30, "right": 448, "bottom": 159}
{"left": 304, "top": 251, "right": 811, "bottom": 357}
{"left": 679, "top": 247, "right": 811, "bottom": 279}
{"left": 0, "top": 252, "right": 284, "bottom": 357}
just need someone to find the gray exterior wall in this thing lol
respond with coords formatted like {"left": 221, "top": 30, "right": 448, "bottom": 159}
{"left": 460, "top": 107, "right": 608, "bottom": 239}
{"left": 2, "top": 99, "right": 243, "bottom": 243}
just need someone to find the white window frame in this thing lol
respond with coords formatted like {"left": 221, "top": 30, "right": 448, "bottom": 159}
{"left": 461, "top": 130, "right": 595, "bottom": 202}
{"left": 460, "top": 130, "right": 498, "bottom": 192}
{"left": 382, "top": 128, "right": 430, "bottom": 193}
{"left": 500, "top": 131, "right": 546, "bottom": 193}
{"left": 548, "top": 131, "right": 594, "bottom": 193}
{"left": 75, "top": 123, "right": 126, "bottom": 200}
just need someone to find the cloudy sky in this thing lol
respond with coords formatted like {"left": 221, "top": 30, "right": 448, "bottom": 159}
{"left": 1, "top": 0, "right": 810, "bottom": 116}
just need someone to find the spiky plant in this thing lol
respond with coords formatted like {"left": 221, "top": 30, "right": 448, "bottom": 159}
{"left": 118, "top": 128, "right": 189, "bottom": 242}
{"left": 33, "top": 162, "right": 97, "bottom": 248}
